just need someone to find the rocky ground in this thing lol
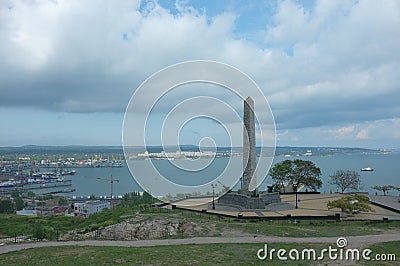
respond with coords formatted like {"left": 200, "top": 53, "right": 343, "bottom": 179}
{"left": 61, "top": 213, "right": 228, "bottom": 241}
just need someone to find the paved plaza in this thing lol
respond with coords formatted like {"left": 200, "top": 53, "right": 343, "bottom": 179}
{"left": 170, "top": 193, "right": 400, "bottom": 220}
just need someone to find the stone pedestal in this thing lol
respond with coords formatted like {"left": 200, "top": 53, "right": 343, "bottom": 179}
{"left": 216, "top": 192, "right": 281, "bottom": 210}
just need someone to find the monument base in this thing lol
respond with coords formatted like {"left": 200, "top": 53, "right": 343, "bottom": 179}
{"left": 213, "top": 191, "right": 281, "bottom": 210}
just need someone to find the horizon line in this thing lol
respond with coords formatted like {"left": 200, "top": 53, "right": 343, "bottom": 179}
{"left": 0, "top": 144, "right": 390, "bottom": 150}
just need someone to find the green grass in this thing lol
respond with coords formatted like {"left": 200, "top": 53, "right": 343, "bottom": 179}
{"left": 147, "top": 208, "right": 400, "bottom": 237}
{"left": 0, "top": 204, "right": 142, "bottom": 239}
{"left": 0, "top": 214, "right": 83, "bottom": 237}
{"left": 364, "top": 241, "right": 399, "bottom": 265}
{"left": 0, "top": 243, "right": 327, "bottom": 266}
{"left": 225, "top": 219, "right": 400, "bottom": 237}
{"left": 1, "top": 241, "right": 398, "bottom": 265}
{"left": 1, "top": 206, "right": 399, "bottom": 240}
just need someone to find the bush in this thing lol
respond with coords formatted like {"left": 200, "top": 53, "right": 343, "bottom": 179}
{"left": 0, "top": 200, "right": 14, "bottom": 213}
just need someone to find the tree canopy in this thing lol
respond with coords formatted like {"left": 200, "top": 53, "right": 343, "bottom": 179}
{"left": 270, "top": 159, "right": 322, "bottom": 192}
{"left": 329, "top": 170, "right": 361, "bottom": 193}
{"left": 0, "top": 199, "right": 13, "bottom": 213}
{"left": 327, "top": 194, "right": 373, "bottom": 213}
{"left": 372, "top": 185, "right": 399, "bottom": 196}
{"left": 269, "top": 159, "right": 292, "bottom": 192}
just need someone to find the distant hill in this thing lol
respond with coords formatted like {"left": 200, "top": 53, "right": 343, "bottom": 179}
{"left": 0, "top": 145, "right": 123, "bottom": 155}
{"left": 0, "top": 145, "right": 384, "bottom": 156}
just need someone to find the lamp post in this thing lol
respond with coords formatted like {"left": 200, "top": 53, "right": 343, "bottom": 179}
{"left": 294, "top": 184, "right": 298, "bottom": 209}
{"left": 211, "top": 183, "right": 217, "bottom": 210}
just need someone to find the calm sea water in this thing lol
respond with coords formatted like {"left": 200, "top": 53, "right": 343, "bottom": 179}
{"left": 63, "top": 153, "right": 400, "bottom": 197}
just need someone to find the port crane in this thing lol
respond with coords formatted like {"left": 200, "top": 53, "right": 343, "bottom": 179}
{"left": 85, "top": 175, "right": 119, "bottom": 199}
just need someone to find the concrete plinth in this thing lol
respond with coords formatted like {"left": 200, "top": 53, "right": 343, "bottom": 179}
{"left": 216, "top": 192, "right": 281, "bottom": 210}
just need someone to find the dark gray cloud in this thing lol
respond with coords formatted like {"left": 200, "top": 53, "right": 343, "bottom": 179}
{"left": 1, "top": 0, "right": 400, "bottom": 147}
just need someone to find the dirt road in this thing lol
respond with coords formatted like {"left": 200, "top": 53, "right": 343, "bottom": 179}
{"left": 1, "top": 233, "right": 400, "bottom": 254}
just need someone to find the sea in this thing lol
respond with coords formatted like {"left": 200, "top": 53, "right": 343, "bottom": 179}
{"left": 56, "top": 152, "right": 400, "bottom": 198}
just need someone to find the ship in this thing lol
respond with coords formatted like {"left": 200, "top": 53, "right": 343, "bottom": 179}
{"left": 0, "top": 176, "right": 72, "bottom": 193}
{"left": 62, "top": 169, "right": 76, "bottom": 175}
{"left": 0, "top": 179, "right": 20, "bottom": 188}
{"left": 32, "top": 169, "right": 76, "bottom": 177}
{"left": 43, "top": 187, "right": 76, "bottom": 195}
{"left": 22, "top": 177, "right": 72, "bottom": 190}
{"left": 111, "top": 162, "right": 123, "bottom": 167}
{"left": 304, "top": 150, "right": 313, "bottom": 156}
{"left": 361, "top": 167, "right": 373, "bottom": 171}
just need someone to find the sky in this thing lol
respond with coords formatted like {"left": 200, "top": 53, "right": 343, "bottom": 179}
{"left": 1, "top": 0, "right": 400, "bottom": 149}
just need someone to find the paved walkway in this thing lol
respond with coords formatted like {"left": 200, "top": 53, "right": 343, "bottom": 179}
{"left": 173, "top": 194, "right": 400, "bottom": 219}
{"left": 1, "top": 233, "right": 400, "bottom": 255}
{"left": 369, "top": 195, "right": 400, "bottom": 213}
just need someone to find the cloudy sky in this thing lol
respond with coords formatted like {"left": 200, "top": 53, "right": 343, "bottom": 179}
{"left": 1, "top": 0, "right": 399, "bottom": 149}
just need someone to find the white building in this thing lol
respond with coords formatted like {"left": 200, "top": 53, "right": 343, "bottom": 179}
{"left": 16, "top": 209, "right": 37, "bottom": 216}
{"left": 73, "top": 200, "right": 110, "bottom": 217}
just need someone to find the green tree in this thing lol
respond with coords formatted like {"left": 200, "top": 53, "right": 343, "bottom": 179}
{"left": 0, "top": 199, "right": 14, "bottom": 213}
{"left": 57, "top": 197, "right": 68, "bottom": 206}
{"left": 11, "top": 189, "right": 20, "bottom": 198}
{"left": 32, "top": 223, "right": 46, "bottom": 240}
{"left": 329, "top": 170, "right": 361, "bottom": 193}
{"left": 27, "top": 191, "right": 35, "bottom": 198}
{"left": 327, "top": 194, "right": 373, "bottom": 213}
{"left": 121, "top": 192, "right": 138, "bottom": 206}
{"left": 290, "top": 159, "right": 322, "bottom": 192}
{"left": 142, "top": 191, "right": 154, "bottom": 204}
{"left": 269, "top": 160, "right": 292, "bottom": 192}
{"left": 14, "top": 196, "right": 25, "bottom": 211}
{"left": 270, "top": 159, "right": 322, "bottom": 208}
{"left": 121, "top": 193, "right": 131, "bottom": 206}
{"left": 327, "top": 197, "right": 352, "bottom": 213}
{"left": 372, "top": 185, "right": 394, "bottom": 196}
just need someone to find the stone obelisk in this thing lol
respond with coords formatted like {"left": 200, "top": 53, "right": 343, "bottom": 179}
{"left": 241, "top": 96, "right": 256, "bottom": 196}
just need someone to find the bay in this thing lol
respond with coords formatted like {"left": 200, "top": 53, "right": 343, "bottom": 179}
{"left": 64, "top": 153, "right": 400, "bottom": 197}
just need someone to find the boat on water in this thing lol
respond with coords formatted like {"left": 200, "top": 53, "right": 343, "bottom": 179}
{"left": 0, "top": 175, "right": 72, "bottom": 192}
{"left": 111, "top": 162, "right": 123, "bottom": 167}
{"left": 0, "top": 179, "right": 20, "bottom": 188}
{"left": 23, "top": 178, "right": 72, "bottom": 190}
{"left": 62, "top": 169, "right": 76, "bottom": 175}
{"left": 63, "top": 187, "right": 76, "bottom": 193}
{"left": 361, "top": 167, "right": 374, "bottom": 171}
{"left": 43, "top": 187, "right": 76, "bottom": 195}
{"left": 32, "top": 169, "right": 76, "bottom": 177}
{"left": 304, "top": 150, "right": 312, "bottom": 156}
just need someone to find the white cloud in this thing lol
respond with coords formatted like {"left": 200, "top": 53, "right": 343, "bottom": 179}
{"left": 356, "top": 129, "right": 369, "bottom": 140}
{"left": 1, "top": 0, "right": 400, "bottom": 147}
{"left": 327, "top": 126, "right": 355, "bottom": 139}
{"left": 276, "top": 118, "right": 400, "bottom": 148}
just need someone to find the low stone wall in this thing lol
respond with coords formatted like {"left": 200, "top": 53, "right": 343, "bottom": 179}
{"left": 211, "top": 203, "right": 242, "bottom": 212}
{"left": 217, "top": 192, "right": 281, "bottom": 210}
{"left": 259, "top": 192, "right": 282, "bottom": 204}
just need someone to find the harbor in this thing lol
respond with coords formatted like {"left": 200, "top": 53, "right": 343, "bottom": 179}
{"left": 2, "top": 152, "right": 400, "bottom": 198}
{"left": 0, "top": 154, "right": 127, "bottom": 197}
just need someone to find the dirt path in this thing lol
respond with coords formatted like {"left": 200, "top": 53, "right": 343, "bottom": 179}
{"left": 1, "top": 233, "right": 400, "bottom": 255}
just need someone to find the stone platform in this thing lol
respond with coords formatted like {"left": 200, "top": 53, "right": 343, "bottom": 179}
{"left": 168, "top": 194, "right": 400, "bottom": 220}
{"left": 369, "top": 195, "right": 400, "bottom": 214}
{"left": 213, "top": 191, "right": 281, "bottom": 210}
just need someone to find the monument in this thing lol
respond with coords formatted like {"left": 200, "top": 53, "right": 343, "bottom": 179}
{"left": 212, "top": 97, "right": 282, "bottom": 211}
{"left": 241, "top": 96, "right": 257, "bottom": 196}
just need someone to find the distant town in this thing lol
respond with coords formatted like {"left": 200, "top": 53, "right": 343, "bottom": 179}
{"left": 0, "top": 145, "right": 393, "bottom": 219}
{"left": 0, "top": 145, "right": 391, "bottom": 179}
